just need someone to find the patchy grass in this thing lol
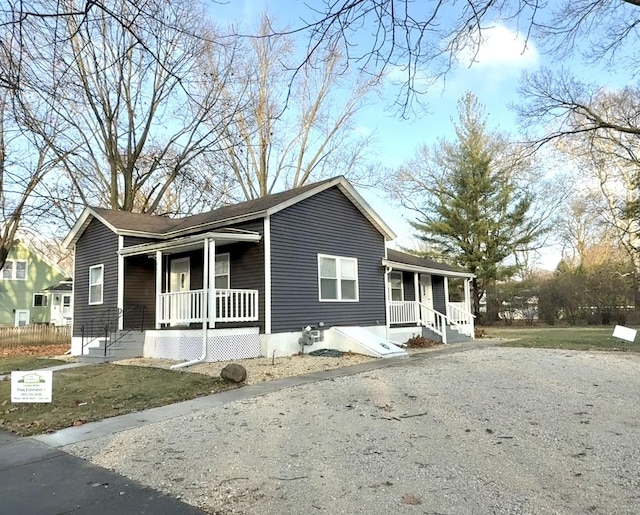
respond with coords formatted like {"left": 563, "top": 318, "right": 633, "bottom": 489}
{"left": 0, "top": 364, "right": 239, "bottom": 436}
{"left": 484, "top": 326, "right": 639, "bottom": 352}
{"left": 0, "top": 357, "right": 66, "bottom": 375}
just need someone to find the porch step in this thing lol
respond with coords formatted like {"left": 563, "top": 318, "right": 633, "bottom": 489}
{"left": 78, "top": 330, "right": 144, "bottom": 363}
{"left": 422, "top": 325, "right": 472, "bottom": 344}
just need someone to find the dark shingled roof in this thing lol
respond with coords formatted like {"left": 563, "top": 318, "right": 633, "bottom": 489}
{"left": 387, "top": 249, "right": 468, "bottom": 274}
{"left": 91, "top": 177, "right": 338, "bottom": 236}
{"left": 92, "top": 207, "right": 177, "bottom": 234}
{"left": 172, "top": 178, "right": 336, "bottom": 233}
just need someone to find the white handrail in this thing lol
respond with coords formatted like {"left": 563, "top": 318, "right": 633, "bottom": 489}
{"left": 447, "top": 302, "right": 475, "bottom": 337}
{"left": 417, "top": 302, "right": 448, "bottom": 344}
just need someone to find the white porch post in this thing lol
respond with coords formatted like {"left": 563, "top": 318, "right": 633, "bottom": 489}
{"left": 444, "top": 277, "right": 450, "bottom": 319}
{"left": 155, "top": 250, "right": 162, "bottom": 329}
{"left": 117, "top": 236, "right": 124, "bottom": 330}
{"left": 208, "top": 240, "right": 216, "bottom": 329}
{"left": 413, "top": 272, "right": 420, "bottom": 323}
{"left": 384, "top": 266, "right": 390, "bottom": 338}
{"left": 464, "top": 278, "right": 472, "bottom": 314}
{"left": 202, "top": 238, "right": 210, "bottom": 331}
{"left": 264, "top": 216, "right": 271, "bottom": 335}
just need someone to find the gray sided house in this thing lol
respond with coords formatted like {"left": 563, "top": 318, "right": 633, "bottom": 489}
{"left": 63, "top": 177, "right": 475, "bottom": 362}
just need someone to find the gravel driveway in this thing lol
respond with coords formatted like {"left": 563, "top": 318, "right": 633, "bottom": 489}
{"left": 64, "top": 346, "right": 640, "bottom": 514}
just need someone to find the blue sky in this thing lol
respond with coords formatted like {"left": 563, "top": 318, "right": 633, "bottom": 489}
{"left": 213, "top": 1, "right": 631, "bottom": 269}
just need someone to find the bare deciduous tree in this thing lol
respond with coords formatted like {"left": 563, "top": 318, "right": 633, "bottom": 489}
{"left": 217, "top": 14, "right": 381, "bottom": 201}
{"left": 0, "top": 32, "right": 67, "bottom": 271}
{"left": 19, "top": 0, "right": 240, "bottom": 223}
{"left": 283, "top": 0, "right": 640, "bottom": 112}
{"left": 518, "top": 74, "right": 640, "bottom": 303}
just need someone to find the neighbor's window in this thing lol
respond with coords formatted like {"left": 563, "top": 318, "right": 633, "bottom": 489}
{"left": 33, "top": 294, "right": 48, "bottom": 307}
{"left": 1, "top": 261, "right": 13, "bottom": 280}
{"left": 318, "top": 255, "right": 358, "bottom": 301}
{"left": 215, "top": 253, "right": 230, "bottom": 289}
{"left": 1, "top": 260, "right": 27, "bottom": 280}
{"left": 89, "top": 264, "right": 104, "bottom": 305}
{"left": 389, "top": 271, "right": 404, "bottom": 301}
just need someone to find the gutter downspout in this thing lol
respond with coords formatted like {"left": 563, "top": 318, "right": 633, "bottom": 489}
{"left": 171, "top": 237, "right": 210, "bottom": 370}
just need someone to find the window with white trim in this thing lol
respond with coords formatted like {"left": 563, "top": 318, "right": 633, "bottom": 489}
{"left": 318, "top": 255, "right": 358, "bottom": 301}
{"left": 214, "top": 253, "right": 230, "bottom": 289}
{"left": 1, "top": 259, "right": 27, "bottom": 280}
{"left": 389, "top": 271, "right": 404, "bottom": 301}
{"left": 89, "top": 264, "right": 104, "bottom": 305}
{"left": 33, "top": 294, "right": 48, "bottom": 307}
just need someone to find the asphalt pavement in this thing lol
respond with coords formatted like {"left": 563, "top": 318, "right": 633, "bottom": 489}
{"left": 0, "top": 430, "right": 205, "bottom": 514}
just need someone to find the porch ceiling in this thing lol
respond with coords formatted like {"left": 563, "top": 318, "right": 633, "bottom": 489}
{"left": 119, "top": 230, "right": 261, "bottom": 257}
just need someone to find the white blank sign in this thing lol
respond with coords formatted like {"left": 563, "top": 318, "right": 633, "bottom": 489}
{"left": 612, "top": 325, "right": 637, "bottom": 342}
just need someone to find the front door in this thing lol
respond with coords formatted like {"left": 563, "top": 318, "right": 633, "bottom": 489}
{"left": 419, "top": 274, "right": 434, "bottom": 325}
{"left": 169, "top": 257, "right": 190, "bottom": 325}
{"left": 50, "top": 294, "right": 72, "bottom": 326}
{"left": 170, "top": 257, "right": 190, "bottom": 292}
{"left": 14, "top": 309, "right": 29, "bottom": 327}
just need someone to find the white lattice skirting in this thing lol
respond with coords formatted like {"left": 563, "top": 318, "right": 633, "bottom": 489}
{"left": 143, "top": 328, "right": 261, "bottom": 362}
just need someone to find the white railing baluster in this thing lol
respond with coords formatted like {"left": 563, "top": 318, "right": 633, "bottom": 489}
{"left": 158, "top": 289, "right": 259, "bottom": 325}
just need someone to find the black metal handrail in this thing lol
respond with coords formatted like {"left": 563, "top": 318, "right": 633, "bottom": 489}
{"left": 80, "top": 304, "right": 146, "bottom": 356}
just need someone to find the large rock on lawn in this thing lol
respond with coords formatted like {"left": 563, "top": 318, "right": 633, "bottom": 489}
{"left": 220, "top": 363, "right": 247, "bottom": 383}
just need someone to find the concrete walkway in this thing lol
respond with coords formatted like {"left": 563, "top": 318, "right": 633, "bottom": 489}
{"left": 0, "top": 361, "right": 92, "bottom": 381}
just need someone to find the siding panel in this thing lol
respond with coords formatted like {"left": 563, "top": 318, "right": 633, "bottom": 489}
{"left": 432, "top": 276, "right": 446, "bottom": 314}
{"left": 403, "top": 272, "right": 415, "bottom": 301}
{"left": 270, "top": 186, "right": 386, "bottom": 333}
{"left": 73, "top": 219, "right": 119, "bottom": 337}
{"left": 123, "top": 255, "right": 155, "bottom": 330}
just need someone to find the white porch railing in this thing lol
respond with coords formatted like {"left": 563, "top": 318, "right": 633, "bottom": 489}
{"left": 388, "top": 301, "right": 418, "bottom": 324}
{"left": 215, "top": 288, "right": 259, "bottom": 322}
{"left": 158, "top": 289, "right": 258, "bottom": 326}
{"left": 447, "top": 302, "right": 475, "bottom": 337}
{"left": 388, "top": 300, "right": 475, "bottom": 343}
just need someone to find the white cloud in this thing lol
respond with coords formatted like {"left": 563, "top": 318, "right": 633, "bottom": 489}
{"left": 457, "top": 24, "right": 539, "bottom": 70}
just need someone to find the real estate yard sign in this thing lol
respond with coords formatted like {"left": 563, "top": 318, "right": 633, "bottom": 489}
{"left": 11, "top": 370, "right": 53, "bottom": 403}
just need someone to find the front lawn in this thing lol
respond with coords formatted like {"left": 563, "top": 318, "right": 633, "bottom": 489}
{"left": 0, "top": 364, "right": 239, "bottom": 436}
{"left": 484, "top": 326, "right": 639, "bottom": 352}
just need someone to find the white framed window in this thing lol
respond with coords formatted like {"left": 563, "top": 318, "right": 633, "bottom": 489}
{"left": 33, "top": 293, "right": 48, "bottom": 307}
{"left": 389, "top": 271, "right": 404, "bottom": 301}
{"left": 318, "top": 254, "right": 358, "bottom": 302}
{"left": 215, "top": 253, "right": 230, "bottom": 289}
{"left": 1, "top": 259, "right": 27, "bottom": 280}
{"left": 89, "top": 264, "right": 104, "bottom": 305}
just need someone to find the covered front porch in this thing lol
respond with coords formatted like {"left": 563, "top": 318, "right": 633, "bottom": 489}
{"left": 383, "top": 250, "right": 475, "bottom": 343}
{"left": 119, "top": 229, "right": 262, "bottom": 330}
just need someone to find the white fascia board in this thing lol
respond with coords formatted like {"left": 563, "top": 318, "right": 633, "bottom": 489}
{"left": 119, "top": 231, "right": 261, "bottom": 257}
{"left": 158, "top": 212, "right": 266, "bottom": 239}
{"left": 382, "top": 259, "right": 475, "bottom": 279}
{"left": 61, "top": 208, "right": 92, "bottom": 249}
{"left": 62, "top": 207, "right": 122, "bottom": 249}
{"left": 337, "top": 180, "right": 397, "bottom": 240}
